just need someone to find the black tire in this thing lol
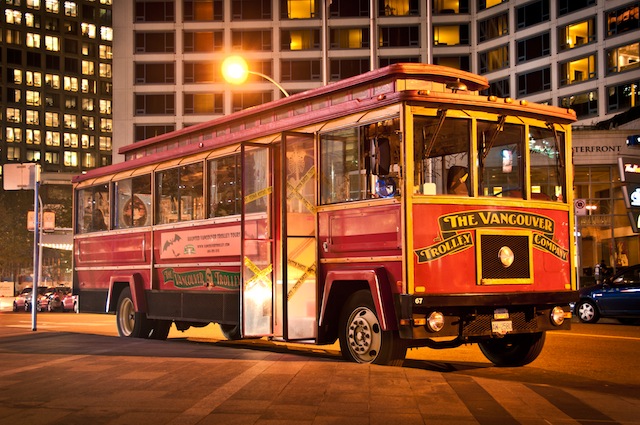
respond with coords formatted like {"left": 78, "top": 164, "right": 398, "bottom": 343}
{"left": 12, "top": 302, "right": 18, "bottom": 312}
{"left": 577, "top": 299, "right": 600, "bottom": 323}
{"left": 479, "top": 332, "right": 546, "bottom": 367}
{"left": 338, "top": 290, "right": 406, "bottom": 366}
{"left": 116, "top": 287, "right": 152, "bottom": 338}
{"left": 220, "top": 323, "right": 242, "bottom": 340}
{"left": 148, "top": 320, "right": 172, "bottom": 340}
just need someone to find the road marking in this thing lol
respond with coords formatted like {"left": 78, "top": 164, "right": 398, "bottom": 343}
{"left": 555, "top": 332, "right": 640, "bottom": 342}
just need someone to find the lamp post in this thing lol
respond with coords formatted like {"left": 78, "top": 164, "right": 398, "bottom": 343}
{"left": 221, "top": 56, "right": 290, "bottom": 97}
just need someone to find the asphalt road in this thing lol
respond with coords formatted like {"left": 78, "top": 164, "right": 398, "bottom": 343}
{"left": 1, "top": 305, "right": 639, "bottom": 424}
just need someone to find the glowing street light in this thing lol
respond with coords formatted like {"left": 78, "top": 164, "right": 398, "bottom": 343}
{"left": 221, "top": 56, "right": 290, "bottom": 97}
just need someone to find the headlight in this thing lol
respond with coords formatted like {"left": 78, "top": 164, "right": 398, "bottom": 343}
{"left": 427, "top": 311, "right": 445, "bottom": 332}
{"left": 550, "top": 306, "right": 565, "bottom": 326}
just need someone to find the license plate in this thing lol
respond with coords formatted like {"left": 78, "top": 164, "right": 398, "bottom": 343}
{"left": 491, "top": 320, "right": 513, "bottom": 335}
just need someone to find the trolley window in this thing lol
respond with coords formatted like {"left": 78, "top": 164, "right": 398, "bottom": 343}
{"left": 114, "top": 175, "right": 152, "bottom": 228}
{"left": 76, "top": 184, "right": 110, "bottom": 233}
{"left": 155, "top": 162, "right": 204, "bottom": 224}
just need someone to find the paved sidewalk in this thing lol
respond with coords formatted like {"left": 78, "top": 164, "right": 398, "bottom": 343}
{"left": 0, "top": 325, "right": 639, "bottom": 425}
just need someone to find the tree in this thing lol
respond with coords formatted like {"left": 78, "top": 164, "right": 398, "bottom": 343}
{"left": 0, "top": 190, "right": 35, "bottom": 285}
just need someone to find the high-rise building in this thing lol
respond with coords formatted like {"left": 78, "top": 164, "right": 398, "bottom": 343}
{"left": 113, "top": 0, "right": 640, "bottom": 159}
{"left": 1, "top": 0, "right": 113, "bottom": 175}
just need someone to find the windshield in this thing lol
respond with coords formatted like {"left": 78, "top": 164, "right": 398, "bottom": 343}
{"left": 413, "top": 113, "right": 566, "bottom": 202}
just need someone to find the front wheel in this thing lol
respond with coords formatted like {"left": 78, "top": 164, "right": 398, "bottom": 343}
{"left": 116, "top": 287, "right": 152, "bottom": 338}
{"left": 577, "top": 300, "right": 600, "bottom": 323}
{"left": 478, "top": 332, "right": 546, "bottom": 367}
{"left": 339, "top": 290, "right": 406, "bottom": 366}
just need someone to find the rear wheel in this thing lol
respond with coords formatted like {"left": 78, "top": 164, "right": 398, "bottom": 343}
{"left": 339, "top": 290, "right": 406, "bottom": 366}
{"left": 220, "top": 323, "right": 242, "bottom": 340}
{"left": 116, "top": 287, "right": 152, "bottom": 338}
{"left": 148, "top": 320, "right": 172, "bottom": 340}
{"left": 479, "top": 332, "right": 545, "bottom": 367}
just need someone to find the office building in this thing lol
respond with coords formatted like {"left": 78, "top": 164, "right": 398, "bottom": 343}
{"left": 113, "top": 0, "right": 640, "bottom": 155}
{"left": 1, "top": 0, "right": 113, "bottom": 176}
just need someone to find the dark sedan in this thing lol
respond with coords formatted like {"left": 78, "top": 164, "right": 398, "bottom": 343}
{"left": 576, "top": 264, "right": 640, "bottom": 324}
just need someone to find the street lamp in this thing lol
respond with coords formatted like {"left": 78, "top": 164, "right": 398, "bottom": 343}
{"left": 221, "top": 56, "right": 290, "bottom": 97}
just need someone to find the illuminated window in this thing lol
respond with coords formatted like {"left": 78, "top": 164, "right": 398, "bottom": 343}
{"left": 100, "top": 0, "right": 112, "bottom": 4}
{"left": 82, "top": 116, "right": 95, "bottom": 130}
{"left": 559, "top": 54, "right": 596, "bottom": 86}
{"left": 45, "top": 35, "right": 60, "bottom": 51}
{"left": 27, "top": 150, "right": 42, "bottom": 162}
{"left": 64, "top": 1, "right": 77, "bottom": 16}
{"left": 7, "top": 147, "right": 22, "bottom": 161}
{"left": 281, "top": 29, "right": 320, "bottom": 50}
{"left": 184, "top": 0, "right": 223, "bottom": 21}
{"left": 46, "top": 131, "right": 61, "bottom": 146}
{"left": 45, "top": 152, "right": 60, "bottom": 164}
{"left": 64, "top": 133, "right": 79, "bottom": 148}
{"left": 25, "top": 32, "right": 40, "bottom": 49}
{"left": 100, "top": 26, "right": 113, "bottom": 41}
{"left": 83, "top": 153, "right": 96, "bottom": 168}
{"left": 82, "top": 60, "right": 95, "bottom": 75}
{"left": 99, "top": 45, "right": 112, "bottom": 59}
{"left": 64, "top": 151, "right": 78, "bottom": 167}
{"left": 7, "top": 108, "right": 21, "bottom": 123}
{"left": 25, "top": 13, "right": 39, "bottom": 27}
{"left": 607, "top": 42, "right": 640, "bottom": 74}
{"left": 82, "top": 98, "right": 94, "bottom": 111}
{"left": 45, "top": 0, "right": 59, "bottom": 13}
{"left": 6, "top": 128, "right": 22, "bottom": 142}
{"left": 26, "top": 91, "right": 41, "bottom": 106}
{"left": 26, "top": 71, "right": 42, "bottom": 87}
{"left": 101, "top": 118, "right": 113, "bottom": 132}
{"left": 12, "top": 69, "right": 23, "bottom": 84}
{"left": 99, "top": 63, "right": 112, "bottom": 78}
{"left": 82, "top": 79, "right": 96, "bottom": 94}
{"left": 46, "top": 74, "right": 61, "bottom": 89}
{"left": 379, "top": 0, "right": 419, "bottom": 16}
{"left": 65, "top": 96, "right": 77, "bottom": 109}
{"left": 64, "top": 76, "right": 79, "bottom": 91}
{"left": 27, "top": 129, "right": 42, "bottom": 144}
{"left": 433, "top": 25, "right": 469, "bottom": 46}
{"left": 64, "top": 114, "right": 78, "bottom": 130}
{"left": 27, "top": 0, "right": 41, "bottom": 10}
{"left": 434, "top": 0, "right": 468, "bottom": 14}
{"left": 184, "top": 93, "right": 223, "bottom": 114}
{"left": 7, "top": 88, "right": 21, "bottom": 103}
{"left": 5, "top": 9, "right": 22, "bottom": 24}
{"left": 479, "top": 0, "right": 506, "bottom": 10}
{"left": 558, "top": 17, "right": 596, "bottom": 51}
{"left": 100, "top": 99, "right": 112, "bottom": 114}
{"left": 81, "top": 23, "right": 96, "bottom": 38}
{"left": 81, "top": 134, "right": 94, "bottom": 148}
{"left": 26, "top": 110, "right": 40, "bottom": 125}
{"left": 330, "top": 28, "right": 369, "bottom": 49}
{"left": 281, "top": 0, "right": 318, "bottom": 19}
{"left": 100, "top": 136, "right": 112, "bottom": 150}
{"left": 478, "top": 12, "right": 508, "bottom": 43}
{"left": 46, "top": 112, "right": 60, "bottom": 127}
{"left": 6, "top": 29, "right": 21, "bottom": 45}
{"left": 479, "top": 44, "right": 509, "bottom": 73}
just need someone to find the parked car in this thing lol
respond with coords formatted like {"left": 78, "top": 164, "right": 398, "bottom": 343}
{"left": 575, "top": 264, "right": 640, "bottom": 324}
{"left": 13, "top": 287, "right": 32, "bottom": 312}
{"left": 24, "top": 287, "right": 51, "bottom": 312}
{"left": 61, "top": 292, "right": 78, "bottom": 313}
{"left": 40, "top": 287, "right": 72, "bottom": 312}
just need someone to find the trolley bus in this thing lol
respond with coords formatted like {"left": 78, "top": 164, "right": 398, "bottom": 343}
{"left": 73, "top": 64, "right": 577, "bottom": 366}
